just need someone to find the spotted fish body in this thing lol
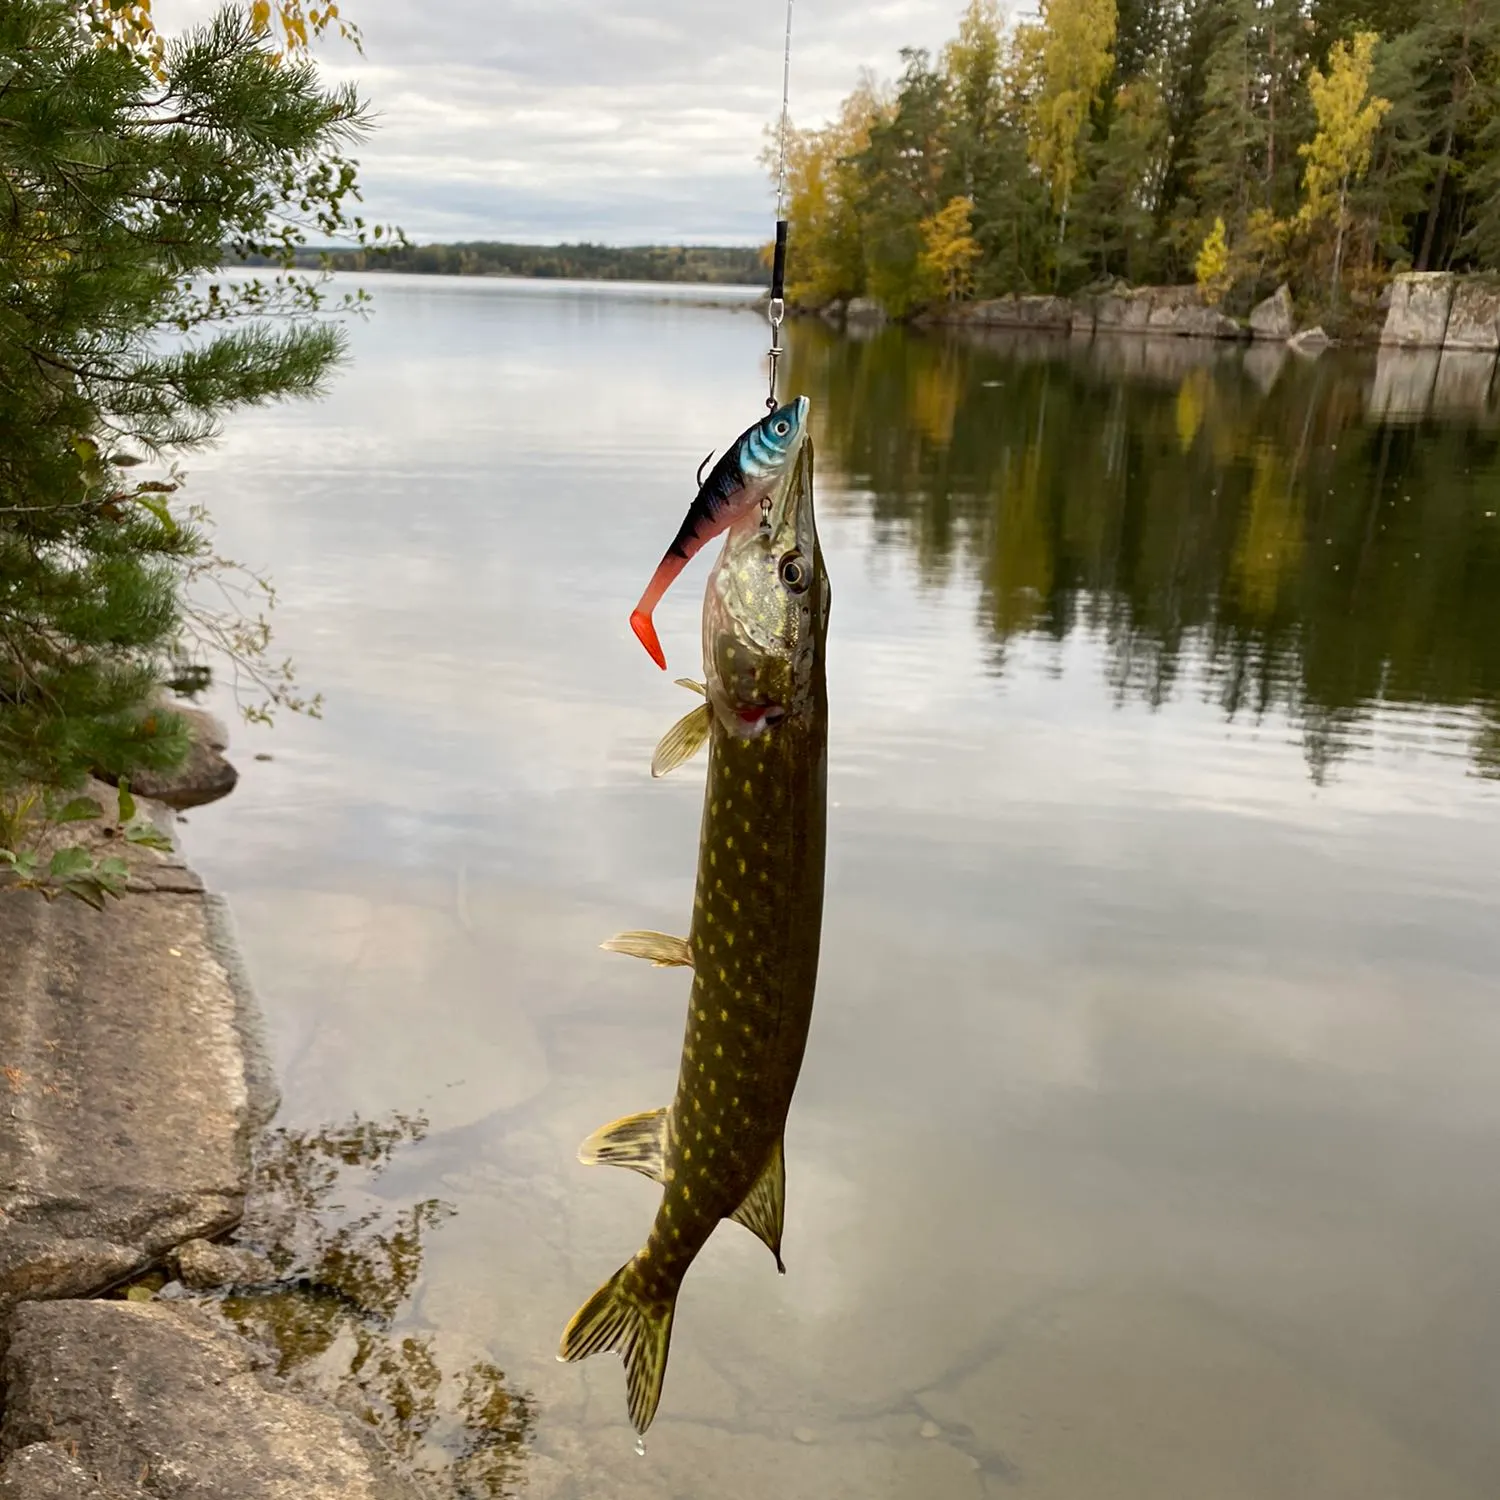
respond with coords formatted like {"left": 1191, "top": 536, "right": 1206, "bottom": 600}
{"left": 629, "top": 396, "right": 810, "bottom": 671}
{"left": 560, "top": 429, "right": 829, "bottom": 1434}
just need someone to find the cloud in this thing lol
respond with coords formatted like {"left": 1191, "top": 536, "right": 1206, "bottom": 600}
{"left": 152, "top": 0, "right": 969, "bottom": 243}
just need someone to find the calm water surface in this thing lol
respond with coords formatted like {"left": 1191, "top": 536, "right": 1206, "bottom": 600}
{"left": 179, "top": 274, "right": 1500, "bottom": 1498}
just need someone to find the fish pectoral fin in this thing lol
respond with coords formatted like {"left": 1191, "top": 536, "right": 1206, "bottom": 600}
{"left": 673, "top": 677, "right": 706, "bottom": 696}
{"left": 730, "top": 1136, "right": 787, "bottom": 1273}
{"left": 651, "top": 702, "right": 711, "bottom": 778}
{"left": 578, "top": 1107, "right": 669, "bottom": 1182}
{"left": 600, "top": 931, "right": 693, "bottom": 968}
{"left": 558, "top": 1262, "right": 677, "bottom": 1435}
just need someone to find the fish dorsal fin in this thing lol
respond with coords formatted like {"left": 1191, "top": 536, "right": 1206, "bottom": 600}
{"left": 730, "top": 1136, "right": 786, "bottom": 1273}
{"left": 674, "top": 678, "right": 706, "bottom": 695}
{"left": 600, "top": 931, "right": 693, "bottom": 968}
{"left": 651, "top": 702, "right": 711, "bottom": 779}
{"left": 578, "top": 1108, "right": 669, "bottom": 1182}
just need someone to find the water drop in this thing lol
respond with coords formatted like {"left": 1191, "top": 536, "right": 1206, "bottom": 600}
{"left": 634, "top": 1436, "right": 647, "bottom": 1458}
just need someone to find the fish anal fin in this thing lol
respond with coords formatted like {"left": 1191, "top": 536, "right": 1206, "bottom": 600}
{"left": 651, "top": 702, "right": 711, "bottom": 778}
{"left": 558, "top": 1261, "right": 677, "bottom": 1434}
{"left": 600, "top": 931, "right": 693, "bottom": 968}
{"left": 730, "top": 1136, "right": 786, "bottom": 1273}
{"left": 578, "top": 1107, "right": 669, "bottom": 1182}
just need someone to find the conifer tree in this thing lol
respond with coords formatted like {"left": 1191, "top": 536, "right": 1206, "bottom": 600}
{"left": 855, "top": 50, "right": 951, "bottom": 316}
{"left": 0, "top": 0, "right": 381, "bottom": 873}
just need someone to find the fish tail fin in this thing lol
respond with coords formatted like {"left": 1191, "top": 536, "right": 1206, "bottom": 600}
{"left": 558, "top": 1260, "right": 677, "bottom": 1433}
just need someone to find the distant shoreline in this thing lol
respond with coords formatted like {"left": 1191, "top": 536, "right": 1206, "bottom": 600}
{"left": 227, "top": 240, "right": 768, "bottom": 288}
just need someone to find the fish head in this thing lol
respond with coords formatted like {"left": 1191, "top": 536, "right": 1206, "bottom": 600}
{"left": 739, "top": 396, "right": 810, "bottom": 488}
{"left": 703, "top": 423, "right": 828, "bottom": 734}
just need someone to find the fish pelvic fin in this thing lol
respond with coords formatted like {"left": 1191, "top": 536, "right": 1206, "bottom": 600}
{"left": 730, "top": 1135, "right": 787, "bottom": 1274}
{"left": 578, "top": 1106, "right": 669, "bottom": 1182}
{"left": 558, "top": 1261, "right": 677, "bottom": 1434}
{"left": 651, "top": 702, "right": 711, "bottom": 778}
{"left": 673, "top": 677, "right": 706, "bottom": 695}
{"left": 601, "top": 931, "right": 693, "bottom": 968}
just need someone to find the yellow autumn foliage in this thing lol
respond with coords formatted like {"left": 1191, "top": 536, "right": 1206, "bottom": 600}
{"left": 1232, "top": 442, "right": 1304, "bottom": 620}
{"left": 91, "top": 0, "right": 358, "bottom": 63}
{"left": 1297, "top": 31, "right": 1391, "bottom": 300}
{"left": 1018, "top": 0, "right": 1117, "bottom": 224}
{"left": 919, "top": 196, "right": 982, "bottom": 304}
{"left": 1194, "top": 216, "right": 1233, "bottom": 306}
{"left": 773, "top": 78, "right": 887, "bottom": 307}
{"left": 1299, "top": 32, "right": 1390, "bottom": 229}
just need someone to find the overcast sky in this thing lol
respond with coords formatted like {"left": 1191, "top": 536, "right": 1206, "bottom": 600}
{"left": 155, "top": 1, "right": 970, "bottom": 244}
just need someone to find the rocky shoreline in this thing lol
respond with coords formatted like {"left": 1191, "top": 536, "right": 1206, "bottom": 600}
{"left": 0, "top": 722, "right": 422, "bottom": 1497}
{"left": 809, "top": 271, "right": 1500, "bottom": 354}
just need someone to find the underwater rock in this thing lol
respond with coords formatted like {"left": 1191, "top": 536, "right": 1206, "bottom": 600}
{"left": 101, "top": 703, "right": 239, "bottom": 811}
{"left": 171, "top": 1239, "right": 276, "bottom": 1291}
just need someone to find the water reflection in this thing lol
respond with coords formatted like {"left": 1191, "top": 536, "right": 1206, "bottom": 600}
{"left": 220, "top": 1113, "right": 536, "bottom": 1497}
{"left": 561, "top": 439, "right": 830, "bottom": 1434}
{"left": 784, "top": 322, "right": 1500, "bottom": 781}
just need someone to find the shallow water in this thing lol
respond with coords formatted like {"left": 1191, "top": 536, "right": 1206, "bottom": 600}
{"left": 180, "top": 274, "right": 1500, "bottom": 1498}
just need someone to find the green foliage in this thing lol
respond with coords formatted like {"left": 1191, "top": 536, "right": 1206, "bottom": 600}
{"left": 0, "top": 779, "right": 172, "bottom": 908}
{"left": 1070, "top": 73, "right": 1170, "bottom": 284}
{"left": 1189, "top": 0, "right": 1309, "bottom": 243}
{"left": 855, "top": 49, "right": 952, "bottom": 317}
{"left": 0, "top": 0, "right": 385, "bottom": 862}
{"left": 774, "top": 0, "right": 1500, "bottom": 316}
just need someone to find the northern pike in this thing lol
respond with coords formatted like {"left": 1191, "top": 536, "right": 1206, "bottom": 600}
{"left": 560, "top": 424, "right": 829, "bottom": 1434}
{"left": 629, "top": 395, "right": 810, "bottom": 672}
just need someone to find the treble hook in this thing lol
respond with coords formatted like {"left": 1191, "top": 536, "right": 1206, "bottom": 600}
{"left": 696, "top": 450, "right": 716, "bottom": 487}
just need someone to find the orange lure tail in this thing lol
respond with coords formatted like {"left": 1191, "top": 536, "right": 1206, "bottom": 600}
{"left": 629, "top": 550, "right": 691, "bottom": 670}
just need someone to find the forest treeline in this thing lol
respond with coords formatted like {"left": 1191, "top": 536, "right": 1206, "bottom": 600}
{"left": 777, "top": 0, "right": 1500, "bottom": 324}
{"left": 233, "top": 242, "right": 767, "bottom": 285}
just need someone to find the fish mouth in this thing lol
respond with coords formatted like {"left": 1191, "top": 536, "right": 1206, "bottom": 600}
{"left": 733, "top": 702, "right": 787, "bottom": 732}
{"left": 767, "top": 408, "right": 812, "bottom": 535}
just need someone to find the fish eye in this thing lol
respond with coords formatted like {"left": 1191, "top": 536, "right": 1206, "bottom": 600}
{"left": 778, "top": 551, "right": 810, "bottom": 593}
{"left": 773, "top": 419, "right": 790, "bottom": 436}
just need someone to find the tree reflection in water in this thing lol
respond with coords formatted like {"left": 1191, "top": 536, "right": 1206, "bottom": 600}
{"left": 219, "top": 1113, "right": 536, "bottom": 1498}
{"left": 784, "top": 321, "right": 1500, "bottom": 782}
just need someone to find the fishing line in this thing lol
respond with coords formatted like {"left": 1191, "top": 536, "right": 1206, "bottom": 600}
{"left": 765, "top": 0, "right": 795, "bottom": 410}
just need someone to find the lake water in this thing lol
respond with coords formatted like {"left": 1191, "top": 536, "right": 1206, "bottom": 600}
{"left": 179, "top": 274, "right": 1500, "bottom": 1499}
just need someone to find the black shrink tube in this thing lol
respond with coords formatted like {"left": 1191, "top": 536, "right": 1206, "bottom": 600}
{"left": 770, "top": 219, "right": 788, "bottom": 303}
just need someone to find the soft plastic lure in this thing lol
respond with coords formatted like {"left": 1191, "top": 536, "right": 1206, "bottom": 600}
{"left": 629, "top": 396, "right": 809, "bottom": 670}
